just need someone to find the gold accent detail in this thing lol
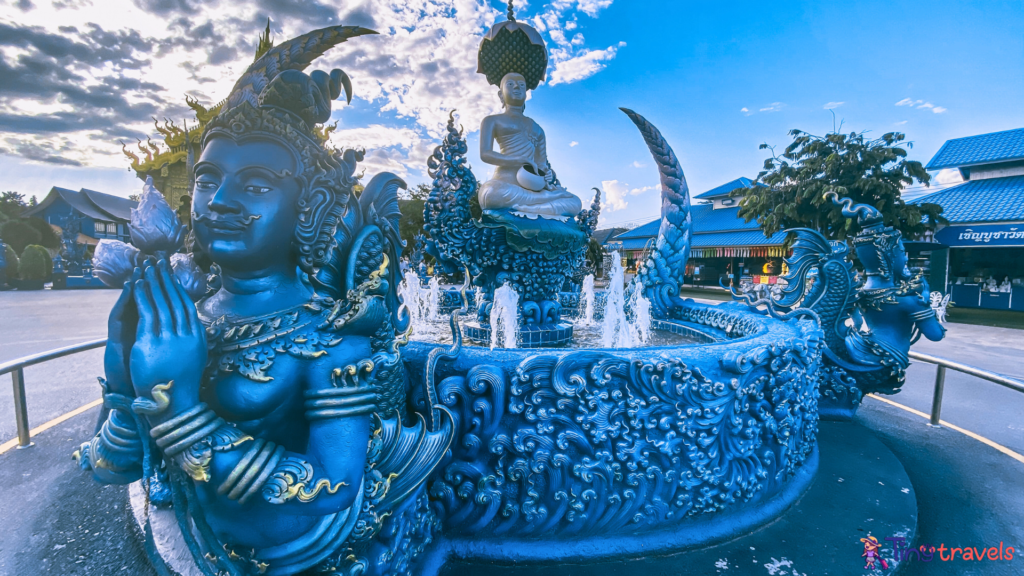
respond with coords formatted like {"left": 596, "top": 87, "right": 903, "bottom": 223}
{"left": 295, "top": 478, "right": 348, "bottom": 503}
{"left": 133, "top": 381, "right": 174, "bottom": 415}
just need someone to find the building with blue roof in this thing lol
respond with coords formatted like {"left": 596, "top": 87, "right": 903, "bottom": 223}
{"left": 22, "top": 187, "right": 136, "bottom": 247}
{"left": 605, "top": 177, "right": 787, "bottom": 287}
{"left": 913, "top": 127, "right": 1024, "bottom": 310}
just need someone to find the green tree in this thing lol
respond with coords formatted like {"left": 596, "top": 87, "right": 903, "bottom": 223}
{"left": 18, "top": 244, "right": 50, "bottom": 280}
{"left": 397, "top": 184, "right": 429, "bottom": 257}
{"left": 0, "top": 191, "right": 28, "bottom": 221}
{"left": 0, "top": 219, "right": 42, "bottom": 255}
{"left": 735, "top": 128, "right": 945, "bottom": 241}
{"left": 25, "top": 217, "right": 61, "bottom": 250}
{"left": 3, "top": 244, "right": 18, "bottom": 278}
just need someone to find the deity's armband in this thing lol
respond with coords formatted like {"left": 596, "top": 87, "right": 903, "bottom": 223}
{"left": 74, "top": 407, "right": 144, "bottom": 481}
{"left": 304, "top": 362, "right": 379, "bottom": 422}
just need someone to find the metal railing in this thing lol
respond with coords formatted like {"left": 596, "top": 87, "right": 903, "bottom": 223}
{"left": 909, "top": 350, "right": 1024, "bottom": 426}
{"left": 3, "top": 339, "right": 1023, "bottom": 449}
{"left": 0, "top": 338, "right": 106, "bottom": 449}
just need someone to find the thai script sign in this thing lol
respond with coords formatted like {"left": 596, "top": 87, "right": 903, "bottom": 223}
{"left": 935, "top": 224, "right": 1024, "bottom": 247}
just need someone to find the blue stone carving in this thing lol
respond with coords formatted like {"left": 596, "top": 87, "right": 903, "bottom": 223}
{"left": 424, "top": 112, "right": 600, "bottom": 342}
{"left": 73, "top": 15, "right": 933, "bottom": 576}
{"left": 59, "top": 214, "right": 90, "bottom": 276}
{"left": 728, "top": 194, "right": 947, "bottom": 418}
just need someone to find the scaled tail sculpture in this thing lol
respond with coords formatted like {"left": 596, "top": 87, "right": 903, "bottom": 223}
{"left": 620, "top": 108, "right": 693, "bottom": 318}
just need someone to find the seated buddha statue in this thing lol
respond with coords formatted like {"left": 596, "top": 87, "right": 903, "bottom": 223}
{"left": 477, "top": 72, "right": 583, "bottom": 219}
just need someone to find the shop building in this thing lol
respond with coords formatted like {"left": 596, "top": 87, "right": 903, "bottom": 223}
{"left": 913, "top": 127, "right": 1024, "bottom": 310}
{"left": 605, "top": 177, "right": 788, "bottom": 288}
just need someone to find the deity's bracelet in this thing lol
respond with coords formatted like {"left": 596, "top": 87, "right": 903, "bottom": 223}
{"left": 149, "top": 404, "right": 253, "bottom": 483}
{"left": 149, "top": 404, "right": 227, "bottom": 457}
{"left": 76, "top": 408, "right": 144, "bottom": 473}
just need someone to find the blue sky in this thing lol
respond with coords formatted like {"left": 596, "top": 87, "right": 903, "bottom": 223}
{"left": 1, "top": 0, "right": 1022, "bottom": 228}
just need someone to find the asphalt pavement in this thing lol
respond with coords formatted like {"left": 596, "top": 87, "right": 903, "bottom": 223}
{"left": 0, "top": 288, "right": 1021, "bottom": 575}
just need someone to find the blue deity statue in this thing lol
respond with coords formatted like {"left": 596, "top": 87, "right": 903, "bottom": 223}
{"left": 60, "top": 214, "right": 89, "bottom": 276}
{"left": 79, "top": 25, "right": 455, "bottom": 575}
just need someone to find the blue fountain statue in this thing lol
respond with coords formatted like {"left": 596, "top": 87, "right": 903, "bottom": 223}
{"left": 424, "top": 14, "right": 600, "bottom": 347}
{"left": 78, "top": 9, "right": 938, "bottom": 576}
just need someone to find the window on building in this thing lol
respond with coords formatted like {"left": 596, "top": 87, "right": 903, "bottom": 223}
{"left": 107, "top": 223, "right": 118, "bottom": 234}
{"left": 94, "top": 221, "right": 107, "bottom": 235}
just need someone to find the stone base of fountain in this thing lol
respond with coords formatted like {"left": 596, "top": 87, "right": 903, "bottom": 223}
{"left": 417, "top": 420, "right": 917, "bottom": 576}
{"left": 464, "top": 320, "right": 574, "bottom": 348}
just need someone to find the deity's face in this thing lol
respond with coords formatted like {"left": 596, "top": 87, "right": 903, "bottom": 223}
{"left": 193, "top": 136, "right": 302, "bottom": 272}
{"left": 500, "top": 73, "right": 527, "bottom": 107}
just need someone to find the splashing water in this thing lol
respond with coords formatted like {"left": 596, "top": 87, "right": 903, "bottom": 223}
{"left": 426, "top": 276, "right": 441, "bottom": 322}
{"left": 601, "top": 252, "right": 636, "bottom": 348}
{"left": 490, "top": 282, "right": 520, "bottom": 349}
{"left": 399, "top": 271, "right": 425, "bottom": 326}
{"left": 580, "top": 274, "right": 596, "bottom": 326}
{"left": 628, "top": 277, "right": 652, "bottom": 345}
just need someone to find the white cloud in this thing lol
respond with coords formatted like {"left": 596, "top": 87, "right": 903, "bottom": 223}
{"left": 573, "top": 0, "right": 615, "bottom": 17}
{"left": 896, "top": 98, "right": 947, "bottom": 114}
{"left": 630, "top": 160, "right": 644, "bottom": 168}
{"left": 823, "top": 101, "right": 844, "bottom": 110}
{"left": 569, "top": 140, "right": 579, "bottom": 147}
{"left": 628, "top": 184, "right": 656, "bottom": 196}
{"left": 935, "top": 168, "right": 964, "bottom": 185}
{"left": 548, "top": 41, "right": 626, "bottom": 85}
{"left": 0, "top": 0, "right": 623, "bottom": 182}
{"left": 601, "top": 179, "right": 628, "bottom": 211}
{"left": 740, "top": 107, "right": 749, "bottom": 113}
{"left": 894, "top": 120, "right": 908, "bottom": 126}
{"left": 759, "top": 102, "right": 784, "bottom": 113}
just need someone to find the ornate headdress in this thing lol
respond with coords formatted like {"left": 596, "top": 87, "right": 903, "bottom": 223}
{"left": 477, "top": 2, "right": 548, "bottom": 89}
{"left": 826, "top": 192, "right": 905, "bottom": 281}
{"left": 202, "top": 25, "right": 377, "bottom": 278}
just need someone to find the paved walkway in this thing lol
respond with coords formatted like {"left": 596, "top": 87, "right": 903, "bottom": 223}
{"left": 0, "top": 290, "right": 1021, "bottom": 574}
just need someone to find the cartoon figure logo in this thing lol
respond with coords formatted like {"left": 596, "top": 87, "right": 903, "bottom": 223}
{"left": 861, "top": 536, "right": 890, "bottom": 570}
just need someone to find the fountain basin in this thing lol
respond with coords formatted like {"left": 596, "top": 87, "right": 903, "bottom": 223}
{"left": 401, "top": 300, "right": 823, "bottom": 564}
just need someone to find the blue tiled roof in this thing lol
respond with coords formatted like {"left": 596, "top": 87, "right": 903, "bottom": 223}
{"left": 693, "top": 177, "right": 755, "bottom": 199}
{"left": 608, "top": 204, "right": 762, "bottom": 244}
{"left": 911, "top": 175, "right": 1024, "bottom": 223}
{"left": 607, "top": 229, "right": 786, "bottom": 251}
{"left": 692, "top": 204, "right": 762, "bottom": 232}
{"left": 606, "top": 237, "right": 656, "bottom": 251}
{"left": 926, "top": 128, "right": 1024, "bottom": 170}
{"left": 693, "top": 230, "right": 788, "bottom": 247}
